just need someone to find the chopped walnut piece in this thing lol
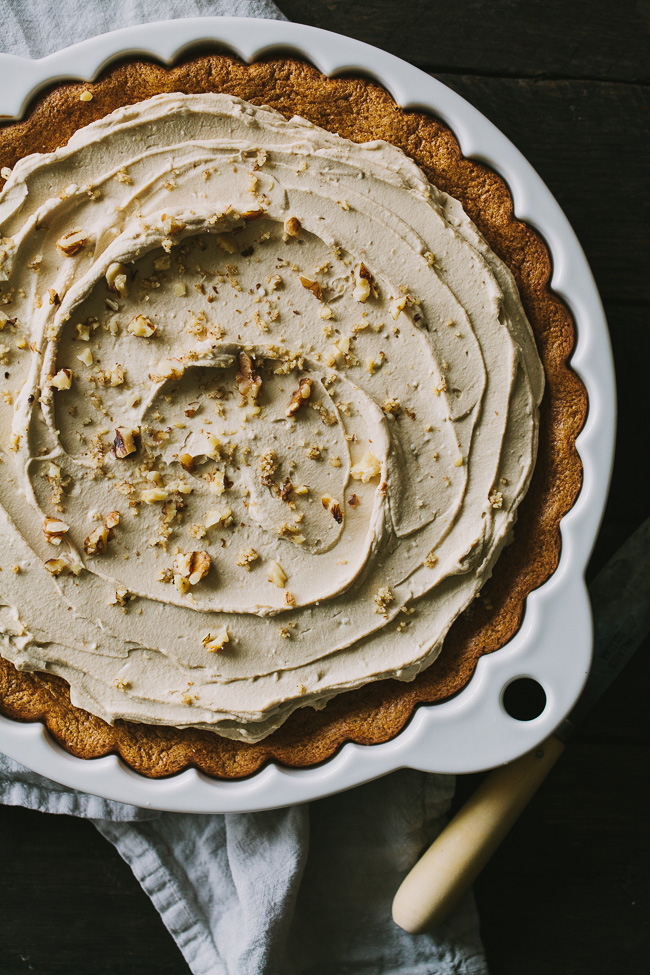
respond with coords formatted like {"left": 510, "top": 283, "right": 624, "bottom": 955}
{"left": 366, "top": 353, "right": 385, "bottom": 374}
{"left": 56, "top": 229, "right": 89, "bottom": 256}
{"left": 107, "top": 363, "right": 125, "bottom": 387}
{"left": 174, "top": 550, "right": 211, "bottom": 586}
{"left": 284, "top": 216, "right": 302, "bottom": 239}
{"left": 268, "top": 560, "right": 287, "bottom": 588}
{"left": 109, "top": 588, "right": 130, "bottom": 607}
{"left": 299, "top": 275, "right": 323, "bottom": 300}
{"left": 352, "top": 263, "right": 373, "bottom": 303}
{"left": 174, "top": 574, "right": 191, "bottom": 594}
{"left": 202, "top": 628, "right": 229, "bottom": 652}
{"left": 152, "top": 358, "right": 184, "bottom": 381}
{"left": 383, "top": 397, "right": 400, "bottom": 415}
{"left": 105, "top": 510, "right": 120, "bottom": 531}
{"left": 106, "top": 262, "right": 129, "bottom": 298}
{"left": 76, "top": 347, "right": 93, "bottom": 367}
{"left": 236, "top": 548, "right": 260, "bottom": 571}
{"left": 286, "top": 377, "right": 313, "bottom": 417}
{"left": 235, "top": 351, "right": 262, "bottom": 405}
{"left": 279, "top": 478, "right": 294, "bottom": 502}
{"left": 49, "top": 368, "right": 72, "bottom": 390}
{"left": 141, "top": 487, "right": 168, "bottom": 503}
{"left": 259, "top": 449, "right": 277, "bottom": 486}
{"left": 277, "top": 522, "right": 306, "bottom": 544}
{"left": 350, "top": 451, "right": 381, "bottom": 482}
{"left": 348, "top": 494, "right": 361, "bottom": 509}
{"left": 321, "top": 495, "right": 343, "bottom": 524}
{"left": 128, "top": 314, "right": 156, "bottom": 337}
{"left": 390, "top": 295, "right": 408, "bottom": 320}
{"left": 42, "top": 517, "right": 70, "bottom": 545}
{"left": 179, "top": 452, "right": 194, "bottom": 472}
{"left": 489, "top": 490, "right": 504, "bottom": 509}
{"left": 374, "top": 586, "right": 394, "bottom": 615}
{"left": 113, "top": 427, "right": 138, "bottom": 458}
{"left": 44, "top": 556, "right": 82, "bottom": 577}
{"left": 204, "top": 507, "right": 232, "bottom": 528}
{"left": 424, "top": 550, "right": 439, "bottom": 568}
{"left": 84, "top": 525, "right": 109, "bottom": 556}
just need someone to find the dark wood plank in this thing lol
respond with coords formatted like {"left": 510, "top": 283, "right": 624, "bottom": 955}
{"left": 474, "top": 737, "right": 650, "bottom": 975}
{"left": 589, "top": 304, "right": 650, "bottom": 586}
{"left": 277, "top": 0, "right": 650, "bottom": 82}
{"left": 0, "top": 806, "right": 187, "bottom": 975}
{"left": 432, "top": 76, "right": 650, "bottom": 305}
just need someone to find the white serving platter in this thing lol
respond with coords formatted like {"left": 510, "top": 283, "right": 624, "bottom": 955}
{"left": 0, "top": 17, "right": 616, "bottom": 812}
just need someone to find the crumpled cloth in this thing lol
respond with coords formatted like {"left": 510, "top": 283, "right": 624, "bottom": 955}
{"left": 0, "top": 3, "right": 488, "bottom": 973}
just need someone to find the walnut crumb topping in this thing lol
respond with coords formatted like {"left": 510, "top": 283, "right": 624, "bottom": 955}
{"left": 106, "top": 262, "right": 129, "bottom": 298}
{"left": 350, "top": 451, "right": 381, "bottom": 482}
{"left": 42, "top": 517, "right": 69, "bottom": 545}
{"left": 259, "top": 449, "right": 278, "bottom": 486}
{"left": 49, "top": 368, "right": 72, "bottom": 390}
{"left": 44, "top": 556, "right": 82, "bottom": 577}
{"left": 202, "top": 628, "right": 230, "bottom": 652}
{"left": 286, "top": 377, "right": 312, "bottom": 417}
{"left": 128, "top": 314, "right": 156, "bottom": 337}
{"left": 268, "top": 560, "right": 287, "bottom": 588}
{"left": 374, "top": 586, "right": 394, "bottom": 615}
{"left": 424, "top": 550, "right": 439, "bottom": 569}
{"left": 284, "top": 216, "right": 302, "bottom": 239}
{"left": 56, "top": 229, "right": 89, "bottom": 256}
{"left": 236, "top": 548, "right": 260, "bottom": 571}
{"left": 84, "top": 524, "right": 109, "bottom": 556}
{"left": 321, "top": 495, "right": 343, "bottom": 524}
{"left": 489, "top": 491, "right": 504, "bottom": 509}
{"left": 236, "top": 351, "right": 262, "bottom": 405}
{"left": 173, "top": 550, "right": 211, "bottom": 587}
{"left": 352, "top": 263, "right": 373, "bottom": 303}
{"left": 113, "top": 427, "right": 138, "bottom": 458}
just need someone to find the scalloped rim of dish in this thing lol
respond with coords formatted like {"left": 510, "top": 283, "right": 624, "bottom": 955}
{"left": 0, "top": 17, "right": 616, "bottom": 813}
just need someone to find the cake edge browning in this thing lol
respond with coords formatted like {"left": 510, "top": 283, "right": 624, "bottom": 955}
{"left": 0, "top": 54, "right": 587, "bottom": 779}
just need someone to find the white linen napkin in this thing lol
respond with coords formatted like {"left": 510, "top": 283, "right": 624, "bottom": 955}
{"left": 0, "top": 3, "right": 488, "bottom": 972}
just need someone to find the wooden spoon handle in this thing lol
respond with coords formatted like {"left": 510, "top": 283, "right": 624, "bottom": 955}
{"left": 392, "top": 734, "right": 565, "bottom": 934}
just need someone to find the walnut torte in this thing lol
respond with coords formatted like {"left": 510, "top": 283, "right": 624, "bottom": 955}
{"left": 0, "top": 54, "right": 586, "bottom": 778}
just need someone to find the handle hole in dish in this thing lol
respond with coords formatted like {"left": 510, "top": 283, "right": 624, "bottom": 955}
{"left": 501, "top": 677, "right": 547, "bottom": 721}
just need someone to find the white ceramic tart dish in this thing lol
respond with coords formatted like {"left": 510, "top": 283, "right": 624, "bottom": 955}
{"left": 0, "top": 18, "right": 615, "bottom": 812}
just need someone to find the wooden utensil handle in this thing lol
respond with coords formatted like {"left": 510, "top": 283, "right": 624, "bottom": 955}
{"left": 392, "top": 734, "right": 565, "bottom": 934}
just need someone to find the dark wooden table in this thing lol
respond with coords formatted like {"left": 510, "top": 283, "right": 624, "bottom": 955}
{"left": 1, "top": 2, "right": 648, "bottom": 972}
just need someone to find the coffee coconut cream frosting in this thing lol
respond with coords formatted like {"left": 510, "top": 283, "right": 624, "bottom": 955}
{"left": 0, "top": 93, "right": 543, "bottom": 742}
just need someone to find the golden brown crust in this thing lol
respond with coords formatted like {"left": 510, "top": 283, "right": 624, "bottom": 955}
{"left": 0, "top": 54, "right": 587, "bottom": 779}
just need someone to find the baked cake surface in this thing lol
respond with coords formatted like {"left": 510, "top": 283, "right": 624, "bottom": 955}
{"left": 0, "top": 54, "right": 586, "bottom": 778}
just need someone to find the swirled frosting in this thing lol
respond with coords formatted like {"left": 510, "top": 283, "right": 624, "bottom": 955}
{"left": 0, "top": 94, "right": 543, "bottom": 741}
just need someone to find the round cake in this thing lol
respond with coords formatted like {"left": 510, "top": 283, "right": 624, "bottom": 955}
{"left": 0, "top": 55, "right": 586, "bottom": 777}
